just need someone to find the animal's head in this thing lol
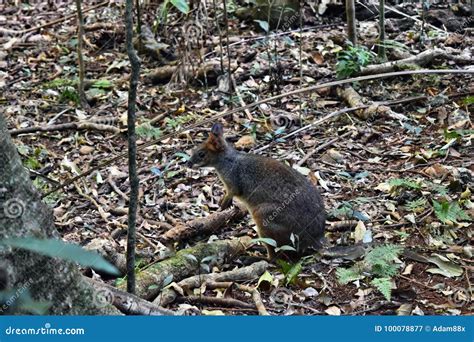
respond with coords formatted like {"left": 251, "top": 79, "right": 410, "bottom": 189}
{"left": 188, "top": 123, "right": 228, "bottom": 168}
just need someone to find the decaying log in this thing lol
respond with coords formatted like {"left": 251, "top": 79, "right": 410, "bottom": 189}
{"left": 86, "top": 278, "right": 175, "bottom": 315}
{"left": 158, "top": 205, "right": 247, "bottom": 245}
{"left": 144, "top": 60, "right": 238, "bottom": 85}
{"left": 118, "top": 237, "right": 251, "bottom": 300}
{"left": 337, "top": 86, "right": 407, "bottom": 121}
{"left": 157, "top": 260, "right": 268, "bottom": 306}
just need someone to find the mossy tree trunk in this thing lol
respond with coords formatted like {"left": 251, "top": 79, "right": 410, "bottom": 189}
{"left": 0, "top": 113, "right": 117, "bottom": 315}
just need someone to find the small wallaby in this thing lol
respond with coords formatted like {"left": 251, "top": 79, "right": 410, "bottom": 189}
{"left": 188, "top": 123, "right": 326, "bottom": 259}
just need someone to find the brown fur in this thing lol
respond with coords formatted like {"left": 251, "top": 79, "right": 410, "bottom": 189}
{"left": 189, "top": 124, "right": 326, "bottom": 258}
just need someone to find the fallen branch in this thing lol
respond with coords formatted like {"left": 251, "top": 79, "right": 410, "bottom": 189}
{"left": 177, "top": 295, "right": 255, "bottom": 310}
{"left": 157, "top": 260, "right": 268, "bottom": 306}
{"left": 385, "top": 4, "right": 445, "bottom": 33}
{"left": 337, "top": 85, "right": 406, "bottom": 120}
{"left": 158, "top": 205, "right": 247, "bottom": 245}
{"left": 85, "top": 277, "right": 175, "bottom": 315}
{"left": 144, "top": 60, "right": 238, "bottom": 85}
{"left": 9, "top": 121, "right": 120, "bottom": 136}
{"left": 297, "top": 131, "right": 353, "bottom": 167}
{"left": 257, "top": 90, "right": 472, "bottom": 154}
{"left": 118, "top": 237, "right": 251, "bottom": 300}
{"left": 204, "top": 281, "right": 269, "bottom": 315}
{"left": 234, "top": 284, "right": 269, "bottom": 316}
{"left": 359, "top": 48, "right": 472, "bottom": 75}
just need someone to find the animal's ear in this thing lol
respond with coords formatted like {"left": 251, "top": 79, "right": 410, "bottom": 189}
{"left": 211, "top": 123, "right": 224, "bottom": 137}
{"left": 206, "top": 123, "right": 226, "bottom": 152}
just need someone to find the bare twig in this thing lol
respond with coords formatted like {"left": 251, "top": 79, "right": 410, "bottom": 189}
{"left": 9, "top": 121, "right": 120, "bottom": 136}
{"left": 297, "top": 131, "right": 353, "bottom": 166}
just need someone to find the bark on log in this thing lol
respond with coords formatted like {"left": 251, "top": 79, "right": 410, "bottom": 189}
{"left": 158, "top": 206, "right": 247, "bottom": 245}
{"left": 86, "top": 278, "right": 175, "bottom": 315}
{"left": 118, "top": 237, "right": 251, "bottom": 300}
{"left": 157, "top": 260, "right": 268, "bottom": 306}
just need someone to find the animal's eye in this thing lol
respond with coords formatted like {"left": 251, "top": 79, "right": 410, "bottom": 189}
{"left": 198, "top": 151, "right": 205, "bottom": 158}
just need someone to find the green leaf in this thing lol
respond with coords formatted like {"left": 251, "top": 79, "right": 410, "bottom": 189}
{"left": 250, "top": 237, "right": 277, "bottom": 247}
{"left": 371, "top": 277, "right": 392, "bottom": 301}
{"left": 257, "top": 271, "right": 273, "bottom": 290}
{"left": 443, "top": 128, "right": 461, "bottom": 141}
{"left": 389, "top": 178, "right": 421, "bottom": 190}
{"left": 336, "top": 266, "right": 363, "bottom": 284}
{"left": 276, "top": 259, "right": 291, "bottom": 274}
{"left": 175, "top": 152, "right": 190, "bottom": 161}
{"left": 433, "top": 200, "right": 471, "bottom": 224}
{"left": 372, "top": 263, "right": 399, "bottom": 278}
{"left": 284, "top": 261, "right": 302, "bottom": 285}
{"left": 91, "top": 79, "right": 113, "bottom": 89}
{"left": 170, "top": 0, "right": 189, "bottom": 14}
{"left": 162, "top": 274, "right": 174, "bottom": 287}
{"left": 426, "top": 254, "right": 463, "bottom": 278}
{"left": 136, "top": 122, "right": 162, "bottom": 139}
{"left": 254, "top": 20, "right": 269, "bottom": 32}
{"left": 276, "top": 245, "right": 297, "bottom": 252}
{"left": 462, "top": 96, "right": 474, "bottom": 106}
{"left": 1, "top": 238, "right": 119, "bottom": 275}
{"left": 405, "top": 197, "right": 427, "bottom": 212}
{"left": 366, "top": 244, "right": 403, "bottom": 266}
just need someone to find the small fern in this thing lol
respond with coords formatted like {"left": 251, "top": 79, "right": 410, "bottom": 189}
{"left": 433, "top": 200, "right": 471, "bottom": 224}
{"left": 388, "top": 178, "right": 421, "bottom": 190}
{"left": 405, "top": 197, "right": 427, "bottom": 213}
{"left": 365, "top": 244, "right": 403, "bottom": 266}
{"left": 136, "top": 122, "right": 162, "bottom": 140}
{"left": 336, "top": 43, "right": 375, "bottom": 78}
{"left": 371, "top": 277, "right": 393, "bottom": 301}
{"left": 336, "top": 265, "right": 363, "bottom": 284}
{"left": 337, "top": 244, "right": 403, "bottom": 301}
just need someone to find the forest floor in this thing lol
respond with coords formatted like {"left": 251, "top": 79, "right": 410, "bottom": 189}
{"left": 1, "top": 1, "right": 473, "bottom": 315}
